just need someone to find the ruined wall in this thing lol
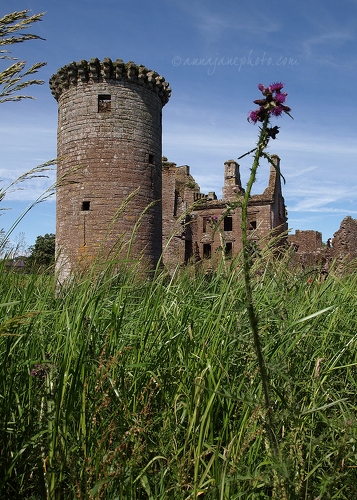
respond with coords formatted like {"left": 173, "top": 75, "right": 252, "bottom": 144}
{"left": 191, "top": 203, "right": 242, "bottom": 261}
{"left": 222, "top": 160, "right": 244, "bottom": 200}
{"left": 287, "top": 230, "right": 322, "bottom": 253}
{"left": 162, "top": 159, "right": 186, "bottom": 267}
{"left": 50, "top": 58, "right": 170, "bottom": 282}
{"left": 249, "top": 156, "right": 288, "bottom": 240}
{"left": 332, "top": 216, "right": 357, "bottom": 259}
{"left": 162, "top": 155, "right": 288, "bottom": 265}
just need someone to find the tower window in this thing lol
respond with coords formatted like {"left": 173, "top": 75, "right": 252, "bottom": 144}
{"left": 98, "top": 94, "right": 111, "bottom": 112}
{"left": 249, "top": 220, "right": 257, "bottom": 230}
{"left": 82, "top": 201, "right": 90, "bottom": 211}
{"left": 148, "top": 153, "right": 155, "bottom": 164}
{"left": 224, "top": 216, "right": 233, "bottom": 231}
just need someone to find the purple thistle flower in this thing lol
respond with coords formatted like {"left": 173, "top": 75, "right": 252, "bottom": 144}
{"left": 271, "top": 106, "right": 283, "bottom": 116}
{"left": 274, "top": 92, "right": 287, "bottom": 104}
{"left": 248, "top": 82, "right": 291, "bottom": 124}
{"left": 30, "top": 364, "right": 47, "bottom": 379}
{"left": 30, "top": 361, "right": 56, "bottom": 385}
{"left": 269, "top": 82, "right": 284, "bottom": 92}
{"left": 248, "top": 110, "right": 260, "bottom": 123}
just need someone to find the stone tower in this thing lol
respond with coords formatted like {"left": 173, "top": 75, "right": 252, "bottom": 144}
{"left": 50, "top": 58, "right": 171, "bottom": 282}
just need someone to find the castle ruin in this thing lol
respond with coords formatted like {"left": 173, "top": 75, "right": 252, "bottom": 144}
{"left": 162, "top": 155, "right": 287, "bottom": 269}
{"left": 52, "top": 57, "right": 349, "bottom": 279}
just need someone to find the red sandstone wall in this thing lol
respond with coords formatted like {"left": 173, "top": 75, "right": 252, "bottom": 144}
{"left": 162, "top": 162, "right": 186, "bottom": 267}
{"left": 332, "top": 216, "right": 357, "bottom": 258}
{"left": 287, "top": 230, "right": 322, "bottom": 252}
{"left": 52, "top": 59, "right": 170, "bottom": 281}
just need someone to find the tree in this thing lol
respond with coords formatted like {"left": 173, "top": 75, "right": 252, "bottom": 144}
{"left": 26, "top": 233, "right": 55, "bottom": 270}
{"left": 0, "top": 9, "right": 46, "bottom": 103}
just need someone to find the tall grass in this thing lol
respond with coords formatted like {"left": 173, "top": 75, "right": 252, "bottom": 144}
{"left": 1, "top": 247, "right": 357, "bottom": 499}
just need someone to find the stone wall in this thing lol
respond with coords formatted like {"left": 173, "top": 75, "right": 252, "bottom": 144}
{"left": 162, "top": 155, "right": 288, "bottom": 267}
{"left": 287, "top": 230, "right": 323, "bottom": 253}
{"left": 332, "top": 216, "right": 357, "bottom": 259}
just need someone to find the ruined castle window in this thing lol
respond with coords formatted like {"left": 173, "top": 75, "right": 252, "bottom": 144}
{"left": 224, "top": 216, "right": 233, "bottom": 231}
{"left": 82, "top": 201, "right": 90, "bottom": 211}
{"left": 184, "top": 240, "right": 192, "bottom": 263}
{"left": 98, "top": 94, "right": 111, "bottom": 112}
{"left": 173, "top": 190, "right": 178, "bottom": 217}
{"left": 148, "top": 153, "right": 155, "bottom": 164}
{"left": 203, "top": 243, "right": 211, "bottom": 259}
{"left": 249, "top": 220, "right": 257, "bottom": 230}
{"left": 203, "top": 217, "right": 213, "bottom": 232}
{"left": 225, "top": 242, "right": 232, "bottom": 257}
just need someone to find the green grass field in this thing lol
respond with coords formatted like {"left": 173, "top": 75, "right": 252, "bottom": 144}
{"left": 1, "top": 248, "right": 357, "bottom": 499}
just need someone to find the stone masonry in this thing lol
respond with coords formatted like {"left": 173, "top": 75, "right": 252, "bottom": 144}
{"left": 331, "top": 216, "right": 357, "bottom": 260}
{"left": 162, "top": 155, "right": 288, "bottom": 269}
{"left": 50, "top": 58, "right": 171, "bottom": 283}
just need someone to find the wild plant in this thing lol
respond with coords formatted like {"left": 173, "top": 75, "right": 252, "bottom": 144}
{"left": 238, "top": 82, "right": 293, "bottom": 495}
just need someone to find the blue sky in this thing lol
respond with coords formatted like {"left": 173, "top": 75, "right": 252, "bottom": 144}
{"left": 1, "top": 0, "right": 357, "bottom": 250}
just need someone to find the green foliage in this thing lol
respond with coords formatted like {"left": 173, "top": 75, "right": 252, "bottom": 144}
{"left": 26, "top": 233, "right": 55, "bottom": 271}
{"left": 1, "top": 251, "right": 357, "bottom": 498}
{"left": 0, "top": 9, "right": 46, "bottom": 103}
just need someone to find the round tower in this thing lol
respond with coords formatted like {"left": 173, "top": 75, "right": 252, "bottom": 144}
{"left": 50, "top": 58, "right": 171, "bottom": 282}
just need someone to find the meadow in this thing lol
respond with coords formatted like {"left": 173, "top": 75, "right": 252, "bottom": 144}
{"left": 2, "top": 13, "right": 355, "bottom": 496}
{"left": 1, "top": 246, "right": 357, "bottom": 499}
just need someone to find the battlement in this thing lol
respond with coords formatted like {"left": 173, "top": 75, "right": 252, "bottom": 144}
{"left": 49, "top": 57, "right": 171, "bottom": 106}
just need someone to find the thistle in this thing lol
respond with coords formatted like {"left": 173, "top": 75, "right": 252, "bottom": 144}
{"left": 240, "top": 82, "right": 293, "bottom": 496}
{"left": 248, "top": 81, "right": 291, "bottom": 123}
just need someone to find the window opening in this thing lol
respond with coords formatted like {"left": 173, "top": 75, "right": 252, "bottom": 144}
{"left": 82, "top": 201, "right": 90, "bottom": 211}
{"left": 184, "top": 240, "right": 192, "bottom": 263}
{"left": 225, "top": 242, "right": 232, "bottom": 257}
{"left": 173, "top": 190, "right": 178, "bottom": 217}
{"left": 98, "top": 94, "right": 111, "bottom": 112}
{"left": 203, "top": 243, "right": 211, "bottom": 259}
{"left": 224, "top": 216, "right": 233, "bottom": 231}
{"left": 148, "top": 153, "right": 155, "bottom": 164}
{"left": 249, "top": 220, "right": 257, "bottom": 230}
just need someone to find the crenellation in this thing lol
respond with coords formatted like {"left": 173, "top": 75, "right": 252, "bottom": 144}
{"left": 88, "top": 57, "right": 101, "bottom": 82}
{"left": 50, "top": 58, "right": 171, "bottom": 106}
{"left": 125, "top": 61, "right": 137, "bottom": 82}
{"left": 77, "top": 59, "right": 89, "bottom": 82}
{"left": 114, "top": 59, "right": 124, "bottom": 79}
{"left": 102, "top": 57, "right": 113, "bottom": 80}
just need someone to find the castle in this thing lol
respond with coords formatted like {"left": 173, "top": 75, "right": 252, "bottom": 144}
{"left": 161, "top": 156, "right": 287, "bottom": 269}
{"left": 50, "top": 57, "right": 349, "bottom": 281}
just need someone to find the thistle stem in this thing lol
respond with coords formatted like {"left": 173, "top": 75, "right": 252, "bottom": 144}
{"left": 240, "top": 115, "right": 279, "bottom": 455}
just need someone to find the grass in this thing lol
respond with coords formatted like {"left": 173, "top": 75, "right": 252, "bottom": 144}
{"left": 1, "top": 249, "right": 357, "bottom": 499}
